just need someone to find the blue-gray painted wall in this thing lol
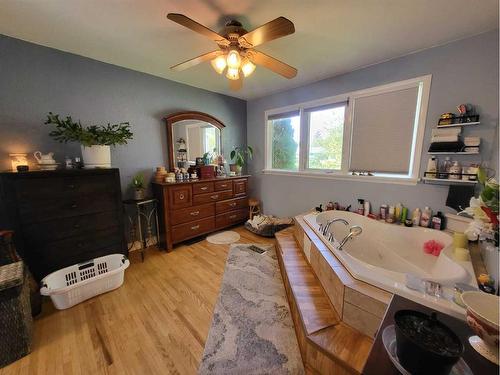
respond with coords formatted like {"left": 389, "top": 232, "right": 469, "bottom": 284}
{"left": 0, "top": 35, "right": 247, "bottom": 196}
{"left": 247, "top": 30, "right": 499, "bottom": 218}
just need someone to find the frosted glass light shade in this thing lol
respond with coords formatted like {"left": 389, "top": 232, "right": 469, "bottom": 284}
{"left": 211, "top": 55, "right": 227, "bottom": 74}
{"left": 241, "top": 59, "right": 256, "bottom": 77}
{"left": 226, "top": 50, "right": 241, "bottom": 69}
{"left": 226, "top": 67, "right": 240, "bottom": 80}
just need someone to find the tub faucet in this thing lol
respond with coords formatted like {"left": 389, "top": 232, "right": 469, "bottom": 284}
{"left": 338, "top": 225, "right": 363, "bottom": 250}
{"left": 321, "top": 218, "right": 349, "bottom": 238}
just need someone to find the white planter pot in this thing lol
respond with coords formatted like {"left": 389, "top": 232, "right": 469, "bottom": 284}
{"left": 81, "top": 145, "right": 111, "bottom": 168}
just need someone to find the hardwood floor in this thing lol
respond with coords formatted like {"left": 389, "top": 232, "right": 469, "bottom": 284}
{"left": 0, "top": 226, "right": 274, "bottom": 375}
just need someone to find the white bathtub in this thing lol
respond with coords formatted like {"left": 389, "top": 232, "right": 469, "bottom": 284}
{"left": 304, "top": 211, "right": 477, "bottom": 318}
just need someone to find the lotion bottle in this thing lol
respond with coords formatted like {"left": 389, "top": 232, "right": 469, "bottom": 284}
{"left": 411, "top": 208, "right": 422, "bottom": 226}
{"left": 420, "top": 206, "right": 432, "bottom": 227}
{"left": 363, "top": 200, "right": 370, "bottom": 216}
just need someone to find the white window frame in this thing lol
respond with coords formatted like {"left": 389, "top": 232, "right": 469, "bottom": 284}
{"left": 263, "top": 75, "right": 432, "bottom": 185}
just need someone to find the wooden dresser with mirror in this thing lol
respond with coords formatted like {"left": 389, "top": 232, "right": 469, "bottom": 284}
{"left": 154, "top": 111, "right": 250, "bottom": 250}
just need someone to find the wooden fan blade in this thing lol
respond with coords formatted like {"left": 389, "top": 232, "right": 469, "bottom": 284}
{"left": 229, "top": 76, "right": 243, "bottom": 91}
{"left": 238, "top": 17, "right": 294, "bottom": 48}
{"left": 247, "top": 50, "right": 297, "bottom": 79}
{"left": 167, "top": 13, "right": 230, "bottom": 46}
{"left": 170, "top": 50, "right": 223, "bottom": 71}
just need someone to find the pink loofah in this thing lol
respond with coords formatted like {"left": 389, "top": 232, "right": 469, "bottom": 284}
{"left": 423, "top": 240, "right": 444, "bottom": 256}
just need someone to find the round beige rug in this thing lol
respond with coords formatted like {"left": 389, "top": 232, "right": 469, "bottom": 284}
{"left": 206, "top": 231, "right": 241, "bottom": 245}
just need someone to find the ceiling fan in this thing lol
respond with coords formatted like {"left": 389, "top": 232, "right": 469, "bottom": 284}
{"left": 166, "top": 13, "right": 297, "bottom": 90}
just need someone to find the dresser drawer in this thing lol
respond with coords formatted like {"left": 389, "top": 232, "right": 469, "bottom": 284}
{"left": 30, "top": 227, "right": 122, "bottom": 279}
{"left": 192, "top": 190, "right": 233, "bottom": 205}
{"left": 22, "top": 211, "right": 120, "bottom": 244}
{"left": 171, "top": 217, "right": 214, "bottom": 243}
{"left": 170, "top": 203, "right": 215, "bottom": 226}
{"left": 233, "top": 178, "right": 248, "bottom": 197}
{"left": 18, "top": 192, "right": 118, "bottom": 224}
{"left": 215, "top": 208, "right": 248, "bottom": 228}
{"left": 168, "top": 185, "right": 192, "bottom": 209}
{"left": 216, "top": 197, "right": 248, "bottom": 214}
{"left": 214, "top": 180, "right": 233, "bottom": 192}
{"left": 15, "top": 174, "right": 117, "bottom": 201}
{"left": 193, "top": 182, "right": 214, "bottom": 194}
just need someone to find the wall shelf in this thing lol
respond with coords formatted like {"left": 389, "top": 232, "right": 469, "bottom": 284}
{"left": 421, "top": 177, "right": 478, "bottom": 185}
{"left": 427, "top": 151, "right": 479, "bottom": 155}
{"left": 436, "top": 121, "right": 480, "bottom": 129}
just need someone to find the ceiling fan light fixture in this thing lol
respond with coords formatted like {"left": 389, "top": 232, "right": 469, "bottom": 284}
{"left": 241, "top": 58, "right": 256, "bottom": 77}
{"left": 226, "top": 67, "right": 240, "bottom": 80}
{"left": 210, "top": 55, "right": 227, "bottom": 74}
{"left": 226, "top": 49, "right": 241, "bottom": 69}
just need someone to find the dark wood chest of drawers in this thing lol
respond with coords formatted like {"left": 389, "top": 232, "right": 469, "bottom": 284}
{"left": 0, "top": 169, "right": 126, "bottom": 281}
{"left": 153, "top": 176, "right": 250, "bottom": 250}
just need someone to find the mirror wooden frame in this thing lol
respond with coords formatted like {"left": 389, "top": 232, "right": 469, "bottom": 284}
{"left": 165, "top": 111, "right": 225, "bottom": 171}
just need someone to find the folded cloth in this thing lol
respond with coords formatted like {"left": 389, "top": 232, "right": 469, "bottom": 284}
{"left": 464, "top": 146, "right": 480, "bottom": 153}
{"left": 431, "top": 135, "right": 459, "bottom": 143}
{"left": 431, "top": 128, "right": 461, "bottom": 137}
{"left": 464, "top": 136, "right": 480, "bottom": 146}
{"left": 428, "top": 141, "right": 464, "bottom": 152}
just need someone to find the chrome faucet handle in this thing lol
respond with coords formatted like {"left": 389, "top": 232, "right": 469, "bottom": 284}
{"left": 338, "top": 225, "right": 362, "bottom": 250}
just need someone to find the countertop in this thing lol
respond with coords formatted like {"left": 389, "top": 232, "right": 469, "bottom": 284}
{"left": 152, "top": 174, "right": 250, "bottom": 186}
{"left": 363, "top": 294, "right": 498, "bottom": 375}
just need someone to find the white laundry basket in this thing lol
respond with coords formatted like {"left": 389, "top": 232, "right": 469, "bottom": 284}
{"left": 40, "top": 254, "right": 130, "bottom": 310}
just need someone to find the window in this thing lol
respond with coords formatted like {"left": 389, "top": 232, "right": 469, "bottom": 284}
{"left": 306, "top": 103, "right": 346, "bottom": 171}
{"left": 264, "top": 75, "right": 431, "bottom": 184}
{"left": 267, "top": 111, "right": 300, "bottom": 170}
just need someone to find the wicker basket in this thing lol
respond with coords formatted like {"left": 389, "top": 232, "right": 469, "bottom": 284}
{"left": 0, "top": 261, "right": 33, "bottom": 368}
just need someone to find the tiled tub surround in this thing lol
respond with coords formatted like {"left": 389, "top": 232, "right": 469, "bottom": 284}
{"left": 294, "top": 215, "right": 391, "bottom": 337}
{"left": 294, "top": 212, "right": 477, "bottom": 337}
{"left": 301, "top": 211, "right": 477, "bottom": 319}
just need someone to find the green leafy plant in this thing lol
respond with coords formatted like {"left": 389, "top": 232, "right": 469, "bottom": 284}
{"left": 44, "top": 112, "right": 133, "bottom": 147}
{"left": 230, "top": 146, "right": 253, "bottom": 167}
{"left": 129, "top": 173, "right": 145, "bottom": 190}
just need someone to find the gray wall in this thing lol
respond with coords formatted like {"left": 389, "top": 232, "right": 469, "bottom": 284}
{"left": 0, "top": 35, "right": 247, "bottom": 196}
{"left": 247, "top": 30, "right": 499, "bottom": 218}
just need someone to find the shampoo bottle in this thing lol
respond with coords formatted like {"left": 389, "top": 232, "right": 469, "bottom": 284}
{"left": 426, "top": 157, "right": 438, "bottom": 178}
{"left": 432, "top": 211, "right": 445, "bottom": 230}
{"left": 395, "top": 203, "right": 403, "bottom": 223}
{"left": 363, "top": 200, "right": 370, "bottom": 216}
{"left": 420, "top": 207, "right": 432, "bottom": 227}
{"left": 357, "top": 199, "right": 365, "bottom": 215}
{"left": 411, "top": 208, "right": 422, "bottom": 226}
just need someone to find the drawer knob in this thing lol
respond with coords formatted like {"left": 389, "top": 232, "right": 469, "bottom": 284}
{"left": 179, "top": 194, "right": 185, "bottom": 200}
{"left": 191, "top": 225, "right": 200, "bottom": 230}
{"left": 229, "top": 215, "right": 237, "bottom": 219}
{"left": 190, "top": 211, "right": 200, "bottom": 216}
{"left": 220, "top": 184, "right": 227, "bottom": 188}
{"left": 210, "top": 195, "right": 218, "bottom": 200}
{"left": 229, "top": 202, "right": 237, "bottom": 207}
{"left": 201, "top": 186, "right": 208, "bottom": 190}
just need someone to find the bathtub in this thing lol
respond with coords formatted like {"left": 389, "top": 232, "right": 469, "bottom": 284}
{"left": 303, "top": 211, "right": 477, "bottom": 318}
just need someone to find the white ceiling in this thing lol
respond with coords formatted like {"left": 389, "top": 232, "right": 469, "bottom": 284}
{"left": 0, "top": 0, "right": 498, "bottom": 100}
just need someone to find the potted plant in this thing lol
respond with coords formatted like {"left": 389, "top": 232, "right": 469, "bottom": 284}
{"left": 230, "top": 146, "right": 253, "bottom": 175}
{"left": 44, "top": 112, "right": 133, "bottom": 168}
{"left": 130, "top": 173, "right": 146, "bottom": 200}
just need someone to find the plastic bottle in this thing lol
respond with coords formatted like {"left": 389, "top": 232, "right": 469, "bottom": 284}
{"left": 411, "top": 208, "right": 422, "bottom": 226}
{"left": 401, "top": 207, "right": 408, "bottom": 224}
{"left": 449, "top": 161, "right": 462, "bottom": 180}
{"left": 380, "top": 204, "right": 388, "bottom": 220}
{"left": 426, "top": 157, "right": 438, "bottom": 178}
{"left": 363, "top": 200, "right": 370, "bottom": 216}
{"left": 395, "top": 203, "right": 403, "bottom": 223}
{"left": 439, "top": 157, "right": 452, "bottom": 179}
{"left": 386, "top": 206, "right": 395, "bottom": 223}
{"left": 420, "top": 207, "right": 432, "bottom": 227}
{"left": 432, "top": 211, "right": 445, "bottom": 230}
{"left": 357, "top": 199, "right": 365, "bottom": 215}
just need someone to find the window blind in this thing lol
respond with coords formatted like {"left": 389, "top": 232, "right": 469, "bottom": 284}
{"left": 268, "top": 110, "right": 300, "bottom": 121}
{"left": 349, "top": 86, "right": 419, "bottom": 174}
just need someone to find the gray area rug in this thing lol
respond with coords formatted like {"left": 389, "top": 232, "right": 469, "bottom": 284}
{"left": 199, "top": 244, "right": 305, "bottom": 375}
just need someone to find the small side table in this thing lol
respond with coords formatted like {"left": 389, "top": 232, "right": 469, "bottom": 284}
{"left": 123, "top": 198, "right": 160, "bottom": 262}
